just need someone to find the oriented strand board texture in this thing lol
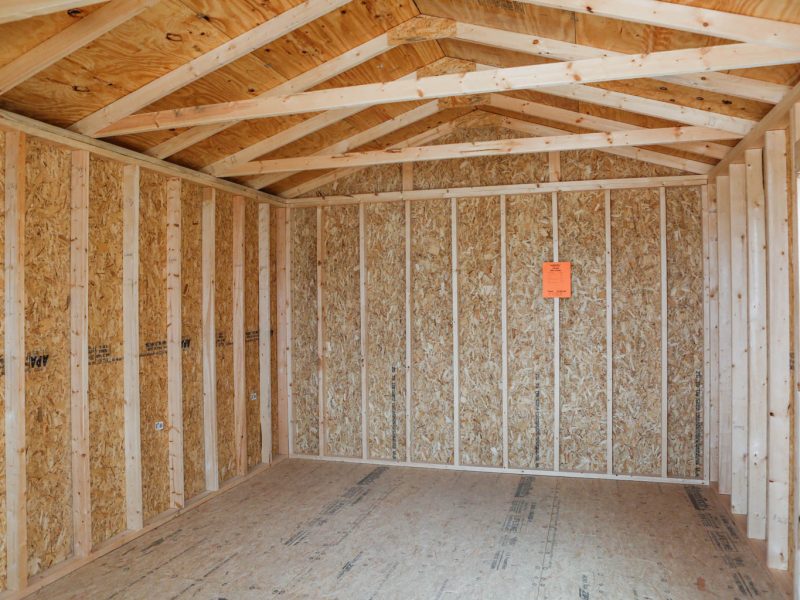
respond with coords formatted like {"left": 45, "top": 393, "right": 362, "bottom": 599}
{"left": 88, "top": 155, "right": 126, "bottom": 546}
{"left": 666, "top": 186, "right": 704, "bottom": 479}
{"left": 559, "top": 191, "right": 607, "bottom": 473}
{"left": 25, "top": 137, "right": 72, "bottom": 575}
{"left": 245, "top": 201, "right": 261, "bottom": 469}
{"left": 412, "top": 126, "right": 549, "bottom": 189}
{"left": 138, "top": 168, "right": 169, "bottom": 520}
{"left": 290, "top": 208, "right": 318, "bottom": 455}
{"left": 0, "top": 131, "right": 5, "bottom": 588}
{"left": 507, "top": 194, "right": 554, "bottom": 470}
{"left": 561, "top": 150, "right": 684, "bottom": 181}
{"left": 270, "top": 209, "right": 278, "bottom": 458}
{"left": 365, "top": 202, "right": 406, "bottom": 461}
{"left": 312, "top": 164, "right": 402, "bottom": 196}
{"left": 215, "top": 194, "right": 235, "bottom": 482}
{"left": 410, "top": 200, "right": 453, "bottom": 464}
{"left": 322, "top": 206, "right": 362, "bottom": 458}
{"left": 612, "top": 189, "right": 662, "bottom": 477}
{"left": 457, "top": 197, "right": 502, "bottom": 467}
{"left": 181, "top": 181, "right": 204, "bottom": 499}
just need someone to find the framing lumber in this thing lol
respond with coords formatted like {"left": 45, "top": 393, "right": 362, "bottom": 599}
{"left": 707, "top": 184, "right": 719, "bottom": 484}
{"left": 316, "top": 207, "right": 325, "bottom": 457}
{"left": 71, "top": 0, "right": 351, "bottom": 136}
{"left": 275, "top": 207, "right": 289, "bottom": 456}
{"left": 358, "top": 202, "right": 368, "bottom": 460}
{"left": 0, "top": 0, "right": 158, "bottom": 95}
{"left": 232, "top": 196, "right": 247, "bottom": 477}
{"left": 402, "top": 164, "right": 412, "bottom": 465}
{"left": 512, "top": 0, "right": 800, "bottom": 52}
{"left": 0, "top": 0, "right": 111, "bottom": 23}
{"left": 500, "top": 194, "right": 509, "bottom": 470}
{"left": 791, "top": 104, "right": 800, "bottom": 591}
{"left": 69, "top": 149, "right": 91, "bottom": 558}
{"left": 715, "top": 175, "right": 732, "bottom": 497}
{"left": 4, "top": 130, "right": 26, "bottom": 591}
{"left": 701, "top": 185, "right": 710, "bottom": 484}
{"left": 744, "top": 148, "right": 767, "bottom": 540}
{"left": 451, "top": 197, "right": 460, "bottom": 466}
{"left": 257, "top": 204, "right": 272, "bottom": 464}
{"left": 95, "top": 42, "right": 790, "bottom": 136}
{"left": 122, "top": 163, "right": 144, "bottom": 530}
{"left": 765, "top": 129, "right": 790, "bottom": 570}
{"left": 728, "top": 165, "right": 748, "bottom": 516}
{"left": 659, "top": 186, "right": 668, "bottom": 479}
{"left": 604, "top": 189, "right": 613, "bottom": 475}
{"left": 285, "top": 208, "right": 294, "bottom": 455}
{"left": 224, "top": 127, "right": 737, "bottom": 177}
{"left": 202, "top": 188, "right": 219, "bottom": 491}
{"left": 551, "top": 191, "right": 560, "bottom": 472}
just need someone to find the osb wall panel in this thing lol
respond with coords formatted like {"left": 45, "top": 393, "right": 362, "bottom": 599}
{"left": 270, "top": 209, "right": 278, "bottom": 458}
{"left": 412, "top": 127, "right": 549, "bottom": 189}
{"left": 365, "top": 202, "right": 406, "bottom": 461}
{"left": 561, "top": 150, "right": 684, "bottom": 181}
{"left": 313, "top": 164, "right": 402, "bottom": 196}
{"left": 506, "top": 194, "right": 554, "bottom": 470}
{"left": 612, "top": 189, "right": 662, "bottom": 477}
{"left": 138, "top": 168, "right": 169, "bottom": 520}
{"left": 215, "top": 194, "right": 235, "bottom": 482}
{"left": 666, "top": 186, "right": 704, "bottom": 479}
{"left": 410, "top": 200, "right": 453, "bottom": 464}
{"left": 245, "top": 201, "right": 261, "bottom": 469}
{"left": 88, "top": 155, "right": 126, "bottom": 546}
{"left": 25, "top": 137, "right": 72, "bottom": 575}
{"left": 181, "top": 181, "right": 204, "bottom": 500}
{"left": 558, "top": 191, "right": 607, "bottom": 473}
{"left": 457, "top": 197, "right": 502, "bottom": 467}
{"left": 0, "top": 132, "right": 5, "bottom": 588}
{"left": 290, "top": 208, "right": 318, "bottom": 455}
{"left": 322, "top": 205, "right": 362, "bottom": 458}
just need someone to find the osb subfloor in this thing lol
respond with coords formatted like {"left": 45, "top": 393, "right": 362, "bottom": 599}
{"left": 30, "top": 459, "right": 787, "bottom": 599}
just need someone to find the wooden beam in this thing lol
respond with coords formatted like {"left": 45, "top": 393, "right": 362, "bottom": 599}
{"left": 0, "top": 0, "right": 158, "bottom": 95}
{"left": 122, "top": 164, "right": 143, "bottom": 530}
{"left": 715, "top": 175, "right": 732, "bottom": 497}
{"left": 451, "top": 196, "right": 460, "bottom": 466}
{"left": 551, "top": 191, "right": 560, "bottom": 472}
{"left": 403, "top": 164, "right": 413, "bottom": 465}
{"left": 258, "top": 204, "right": 272, "bottom": 464}
{"left": 744, "top": 147, "right": 767, "bottom": 540}
{"left": 4, "top": 130, "right": 26, "bottom": 591}
{"left": 455, "top": 21, "right": 792, "bottom": 104}
{"left": 487, "top": 94, "right": 730, "bottom": 160}
{"left": 202, "top": 188, "right": 219, "bottom": 491}
{"left": 512, "top": 0, "right": 800, "bottom": 51}
{"left": 790, "top": 103, "right": 800, "bottom": 590}
{"left": 71, "top": 0, "right": 351, "bottom": 136}
{"left": 0, "top": 0, "right": 111, "bottom": 24}
{"left": 710, "top": 79, "right": 800, "bottom": 179}
{"left": 491, "top": 114, "right": 712, "bottom": 174}
{"left": 707, "top": 184, "right": 719, "bottom": 484}
{"left": 275, "top": 207, "right": 289, "bottom": 455}
{"left": 729, "top": 164, "right": 748, "bottom": 515}
{"left": 224, "top": 127, "right": 737, "bottom": 177}
{"left": 288, "top": 175, "right": 707, "bottom": 206}
{"left": 232, "top": 195, "right": 247, "bottom": 476}
{"left": 316, "top": 207, "right": 325, "bottom": 457}
{"left": 166, "top": 177, "right": 184, "bottom": 509}
{"left": 765, "top": 129, "right": 790, "bottom": 570}
{"left": 95, "top": 42, "right": 788, "bottom": 136}
{"left": 659, "top": 186, "right": 668, "bottom": 479}
{"left": 500, "top": 194, "right": 508, "bottom": 469}
{"left": 70, "top": 149, "right": 91, "bottom": 557}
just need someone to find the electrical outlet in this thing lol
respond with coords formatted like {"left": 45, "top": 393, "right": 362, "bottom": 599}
{"left": 155, "top": 421, "right": 165, "bottom": 431}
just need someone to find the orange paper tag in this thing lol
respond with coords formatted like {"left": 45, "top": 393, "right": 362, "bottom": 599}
{"left": 542, "top": 262, "right": 571, "bottom": 298}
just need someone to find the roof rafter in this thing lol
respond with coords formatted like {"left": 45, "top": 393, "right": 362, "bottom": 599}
{"left": 220, "top": 125, "right": 739, "bottom": 177}
{"left": 69, "top": 0, "right": 352, "bottom": 136}
{"left": 0, "top": 0, "right": 159, "bottom": 95}
{"left": 96, "top": 41, "right": 788, "bottom": 137}
{"left": 0, "top": 0, "right": 111, "bottom": 24}
{"left": 512, "top": 0, "right": 800, "bottom": 51}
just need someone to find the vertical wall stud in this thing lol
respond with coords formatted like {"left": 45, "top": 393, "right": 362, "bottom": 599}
{"left": 745, "top": 148, "right": 767, "bottom": 540}
{"left": 232, "top": 195, "right": 246, "bottom": 477}
{"left": 716, "top": 175, "right": 732, "bottom": 496}
{"left": 765, "top": 129, "right": 790, "bottom": 570}
{"left": 707, "top": 184, "right": 719, "bottom": 484}
{"left": 451, "top": 196, "right": 460, "bottom": 467}
{"left": 701, "top": 185, "right": 710, "bottom": 484}
{"left": 552, "top": 191, "right": 560, "bottom": 473}
{"left": 5, "top": 131, "right": 26, "bottom": 590}
{"left": 359, "top": 201, "right": 368, "bottom": 459}
{"left": 500, "top": 194, "right": 509, "bottom": 469}
{"left": 122, "top": 164, "right": 144, "bottom": 529}
{"left": 201, "top": 188, "right": 219, "bottom": 491}
{"left": 729, "top": 165, "right": 749, "bottom": 515}
{"left": 70, "top": 149, "right": 92, "bottom": 556}
{"left": 166, "top": 177, "right": 184, "bottom": 507}
{"left": 604, "top": 189, "right": 613, "bottom": 475}
{"left": 285, "top": 208, "right": 294, "bottom": 455}
{"left": 316, "top": 207, "right": 324, "bottom": 456}
{"left": 790, "top": 103, "right": 800, "bottom": 587}
{"left": 275, "top": 207, "right": 289, "bottom": 455}
{"left": 659, "top": 186, "right": 668, "bottom": 479}
{"left": 403, "top": 164, "right": 413, "bottom": 464}
{"left": 258, "top": 204, "right": 272, "bottom": 464}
